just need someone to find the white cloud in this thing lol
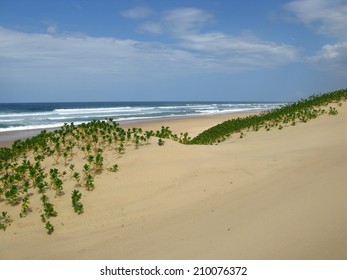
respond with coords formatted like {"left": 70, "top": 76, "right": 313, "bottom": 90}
{"left": 121, "top": 6, "right": 153, "bottom": 20}
{"left": 162, "top": 8, "right": 214, "bottom": 35}
{"left": 315, "top": 42, "right": 347, "bottom": 59}
{"left": 42, "top": 19, "right": 58, "bottom": 34}
{"left": 135, "top": 7, "right": 299, "bottom": 68}
{"left": 140, "top": 21, "right": 162, "bottom": 34}
{"left": 46, "top": 25, "right": 57, "bottom": 34}
{"left": 310, "top": 41, "right": 347, "bottom": 71}
{"left": 285, "top": 0, "right": 347, "bottom": 39}
{"left": 179, "top": 32, "right": 299, "bottom": 66}
{"left": 286, "top": 0, "right": 347, "bottom": 72}
{"left": 135, "top": 8, "right": 213, "bottom": 35}
{"left": 0, "top": 7, "right": 304, "bottom": 92}
{"left": 0, "top": 26, "right": 219, "bottom": 79}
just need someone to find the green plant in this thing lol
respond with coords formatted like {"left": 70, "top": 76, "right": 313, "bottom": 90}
{"left": 94, "top": 151, "right": 104, "bottom": 172}
{"left": 87, "top": 154, "right": 94, "bottom": 165}
{"left": 108, "top": 164, "right": 119, "bottom": 172}
{"left": 179, "top": 132, "right": 191, "bottom": 144}
{"left": 5, "top": 185, "right": 20, "bottom": 205}
{"left": 158, "top": 138, "right": 165, "bottom": 146}
{"left": 34, "top": 171, "right": 47, "bottom": 193}
{"left": 49, "top": 168, "right": 64, "bottom": 196}
{"left": 0, "top": 211, "right": 12, "bottom": 231}
{"left": 69, "top": 164, "right": 75, "bottom": 178}
{"left": 40, "top": 194, "right": 48, "bottom": 204}
{"left": 37, "top": 181, "right": 47, "bottom": 194}
{"left": 45, "top": 221, "right": 54, "bottom": 234}
{"left": 85, "top": 174, "right": 95, "bottom": 191}
{"left": 73, "top": 172, "right": 81, "bottom": 186}
{"left": 43, "top": 202, "right": 57, "bottom": 219}
{"left": 156, "top": 126, "right": 172, "bottom": 139}
{"left": 134, "top": 135, "right": 140, "bottom": 149}
{"left": 19, "top": 196, "right": 31, "bottom": 218}
{"left": 117, "top": 143, "right": 125, "bottom": 154}
{"left": 144, "top": 130, "right": 154, "bottom": 143}
{"left": 83, "top": 164, "right": 90, "bottom": 176}
{"left": 63, "top": 152, "right": 68, "bottom": 166}
{"left": 40, "top": 214, "right": 46, "bottom": 223}
{"left": 328, "top": 107, "right": 338, "bottom": 115}
{"left": 71, "top": 190, "right": 84, "bottom": 214}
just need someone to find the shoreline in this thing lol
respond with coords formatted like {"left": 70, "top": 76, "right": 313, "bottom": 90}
{"left": 0, "top": 110, "right": 259, "bottom": 147}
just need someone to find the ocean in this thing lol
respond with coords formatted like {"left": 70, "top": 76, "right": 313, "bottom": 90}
{"left": 0, "top": 101, "right": 285, "bottom": 133}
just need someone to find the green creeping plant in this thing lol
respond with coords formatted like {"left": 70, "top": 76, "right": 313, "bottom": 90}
{"left": 0, "top": 211, "right": 13, "bottom": 231}
{"left": 20, "top": 196, "right": 31, "bottom": 218}
{"left": 85, "top": 174, "right": 95, "bottom": 191}
{"left": 49, "top": 168, "right": 64, "bottom": 196}
{"left": 71, "top": 190, "right": 84, "bottom": 215}
{"left": 108, "top": 164, "right": 119, "bottom": 173}
{"left": 94, "top": 152, "right": 104, "bottom": 172}
{"left": 73, "top": 172, "right": 81, "bottom": 186}
{"left": 158, "top": 138, "right": 165, "bottom": 146}
{"left": 43, "top": 202, "right": 57, "bottom": 219}
{"left": 45, "top": 221, "right": 54, "bottom": 235}
{"left": 190, "top": 89, "right": 347, "bottom": 145}
{"left": 5, "top": 185, "right": 20, "bottom": 206}
{"left": 328, "top": 107, "right": 338, "bottom": 115}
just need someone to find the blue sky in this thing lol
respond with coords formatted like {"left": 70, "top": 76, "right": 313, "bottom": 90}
{"left": 0, "top": 0, "right": 346, "bottom": 102}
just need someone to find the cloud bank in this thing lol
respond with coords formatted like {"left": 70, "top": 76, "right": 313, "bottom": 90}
{"left": 0, "top": 7, "right": 301, "bottom": 85}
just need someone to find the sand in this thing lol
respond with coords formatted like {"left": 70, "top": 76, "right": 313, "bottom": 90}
{"left": 0, "top": 107, "right": 346, "bottom": 260}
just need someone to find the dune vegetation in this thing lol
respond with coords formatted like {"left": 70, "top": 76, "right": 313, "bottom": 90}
{"left": 0, "top": 89, "right": 346, "bottom": 234}
{"left": 0, "top": 119, "right": 191, "bottom": 234}
{"left": 190, "top": 89, "right": 347, "bottom": 144}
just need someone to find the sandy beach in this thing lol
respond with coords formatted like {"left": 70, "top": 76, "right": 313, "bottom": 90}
{"left": 0, "top": 106, "right": 346, "bottom": 260}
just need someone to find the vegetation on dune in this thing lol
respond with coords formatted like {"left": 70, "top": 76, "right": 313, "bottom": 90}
{"left": 71, "top": 189, "right": 83, "bottom": 215}
{"left": 189, "top": 89, "right": 347, "bottom": 145}
{"left": 0, "top": 89, "right": 346, "bottom": 234}
{"left": 0, "top": 211, "right": 12, "bottom": 231}
{"left": 0, "top": 118, "right": 165, "bottom": 234}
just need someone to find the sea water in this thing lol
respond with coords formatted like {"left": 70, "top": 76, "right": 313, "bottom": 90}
{"left": 0, "top": 101, "right": 285, "bottom": 133}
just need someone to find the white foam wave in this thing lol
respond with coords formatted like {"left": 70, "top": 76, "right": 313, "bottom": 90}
{"left": 156, "top": 105, "right": 215, "bottom": 110}
{"left": 0, "top": 112, "right": 52, "bottom": 118}
{"left": 0, "top": 123, "right": 67, "bottom": 132}
{"left": 115, "top": 114, "right": 191, "bottom": 124}
{"left": 196, "top": 108, "right": 251, "bottom": 114}
{"left": 53, "top": 107, "right": 154, "bottom": 115}
{"left": 0, "top": 118, "right": 24, "bottom": 122}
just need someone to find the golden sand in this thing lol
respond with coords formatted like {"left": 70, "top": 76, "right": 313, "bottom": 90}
{"left": 1, "top": 108, "right": 346, "bottom": 259}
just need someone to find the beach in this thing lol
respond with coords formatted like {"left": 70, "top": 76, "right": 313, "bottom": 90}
{"left": 0, "top": 106, "right": 346, "bottom": 260}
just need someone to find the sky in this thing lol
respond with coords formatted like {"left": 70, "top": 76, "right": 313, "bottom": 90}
{"left": 0, "top": 0, "right": 346, "bottom": 102}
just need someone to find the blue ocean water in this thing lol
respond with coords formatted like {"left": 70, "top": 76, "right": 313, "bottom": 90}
{"left": 0, "top": 101, "right": 285, "bottom": 132}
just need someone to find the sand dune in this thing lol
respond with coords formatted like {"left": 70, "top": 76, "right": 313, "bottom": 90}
{"left": 1, "top": 107, "right": 346, "bottom": 259}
